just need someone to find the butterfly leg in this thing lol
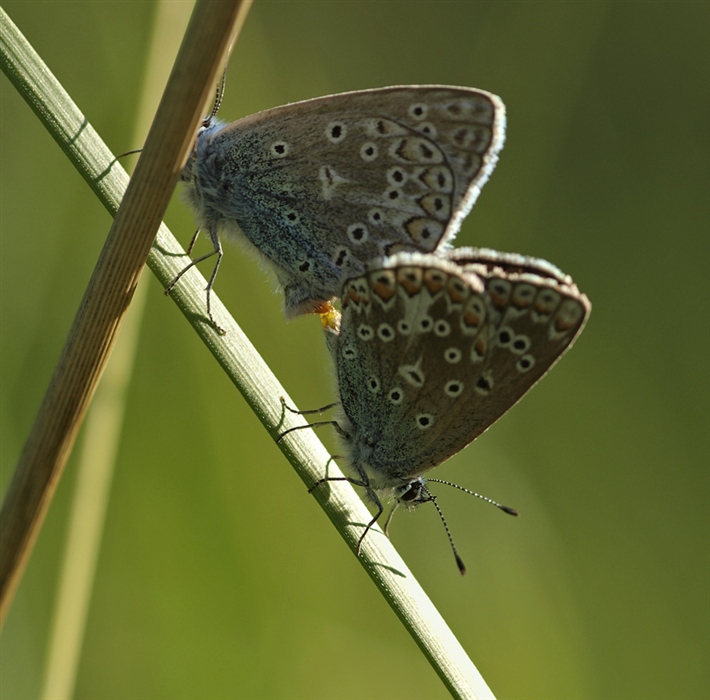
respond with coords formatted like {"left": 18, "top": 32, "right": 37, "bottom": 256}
{"left": 280, "top": 397, "right": 340, "bottom": 416}
{"left": 383, "top": 502, "right": 401, "bottom": 538}
{"left": 307, "top": 474, "right": 365, "bottom": 494}
{"left": 276, "top": 420, "right": 344, "bottom": 443}
{"left": 165, "top": 230, "right": 216, "bottom": 292}
{"left": 306, "top": 474, "right": 384, "bottom": 556}
{"left": 186, "top": 228, "right": 201, "bottom": 255}
{"left": 356, "top": 489, "right": 385, "bottom": 556}
{"left": 164, "top": 228, "right": 225, "bottom": 333}
{"left": 203, "top": 231, "right": 225, "bottom": 334}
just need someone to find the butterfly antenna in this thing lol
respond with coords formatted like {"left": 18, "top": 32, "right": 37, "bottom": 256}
{"left": 204, "top": 69, "right": 227, "bottom": 127}
{"left": 119, "top": 67, "right": 227, "bottom": 164}
{"left": 427, "top": 479, "right": 519, "bottom": 516}
{"left": 421, "top": 485, "right": 466, "bottom": 575}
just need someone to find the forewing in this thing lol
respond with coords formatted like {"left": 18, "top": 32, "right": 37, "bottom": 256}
{"left": 208, "top": 86, "right": 505, "bottom": 312}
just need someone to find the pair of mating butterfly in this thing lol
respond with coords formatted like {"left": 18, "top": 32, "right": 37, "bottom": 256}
{"left": 171, "top": 85, "right": 591, "bottom": 572}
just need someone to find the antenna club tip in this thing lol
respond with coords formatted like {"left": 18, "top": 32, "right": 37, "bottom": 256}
{"left": 456, "top": 556, "right": 466, "bottom": 575}
{"left": 502, "top": 506, "right": 519, "bottom": 516}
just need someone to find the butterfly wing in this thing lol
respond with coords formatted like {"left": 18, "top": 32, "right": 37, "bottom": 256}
{"left": 190, "top": 86, "right": 505, "bottom": 316}
{"left": 446, "top": 247, "right": 592, "bottom": 440}
{"left": 329, "top": 250, "right": 590, "bottom": 491}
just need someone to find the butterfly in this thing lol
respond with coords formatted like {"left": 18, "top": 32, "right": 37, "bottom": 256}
{"left": 170, "top": 86, "right": 506, "bottom": 330}
{"left": 309, "top": 247, "right": 590, "bottom": 571}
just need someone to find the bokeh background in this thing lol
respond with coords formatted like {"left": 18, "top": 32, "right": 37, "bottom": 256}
{"left": 1, "top": 2, "right": 708, "bottom": 699}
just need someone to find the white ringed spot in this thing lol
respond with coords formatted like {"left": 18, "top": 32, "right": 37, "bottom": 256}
{"left": 357, "top": 324, "right": 374, "bottom": 341}
{"left": 417, "top": 315, "right": 434, "bottom": 333}
{"left": 270, "top": 141, "right": 289, "bottom": 157}
{"left": 408, "top": 103, "right": 429, "bottom": 120}
{"left": 516, "top": 355, "right": 535, "bottom": 373}
{"left": 434, "top": 319, "right": 451, "bottom": 337}
{"left": 347, "top": 223, "right": 369, "bottom": 245}
{"left": 511, "top": 335, "right": 531, "bottom": 354}
{"left": 377, "top": 323, "right": 396, "bottom": 342}
{"left": 415, "top": 413, "right": 434, "bottom": 430}
{"left": 444, "top": 347, "right": 462, "bottom": 363}
{"left": 397, "top": 320, "right": 412, "bottom": 335}
{"left": 388, "top": 388, "right": 404, "bottom": 405}
{"left": 445, "top": 380, "right": 464, "bottom": 398}
{"left": 325, "top": 121, "right": 347, "bottom": 143}
{"left": 360, "top": 142, "right": 378, "bottom": 161}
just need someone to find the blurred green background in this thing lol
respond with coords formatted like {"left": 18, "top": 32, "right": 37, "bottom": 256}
{"left": 1, "top": 1, "right": 708, "bottom": 699}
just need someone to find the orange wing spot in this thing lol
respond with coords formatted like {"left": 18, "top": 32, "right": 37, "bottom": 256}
{"left": 423, "top": 269, "right": 447, "bottom": 294}
{"left": 534, "top": 290, "right": 560, "bottom": 316}
{"left": 489, "top": 294, "right": 508, "bottom": 310}
{"left": 396, "top": 267, "right": 423, "bottom": 296}
{"left": 487, "top": 281, "right": 511, "bottom": 310}
{"left": 511, "top": 284, "right": 535, "bottom": 310}
{"left": 370, "top": 270, "right": 397, "bottom": 301}
{"left": 554, "top": 316, "right": 575, "bottom": 333}
{"left": 462, "top": 296, "right": 485, "bottom": 329}
{"left": 346, "top": 287, "right": 363, "bottom": 306}
{"left": 463, "top": 310, "right": 482, "bottom": 328}
{"left": 471, "top": 336, "right": 487, "bottom": 361}
{"left": 554, "top": 302, "right": 583, "bottom": 332}
{"left": 512, "top": 298, "right": 532, "bottom": 310}
{"left": 447, "top": 278, "right": 469, "bottom": 304}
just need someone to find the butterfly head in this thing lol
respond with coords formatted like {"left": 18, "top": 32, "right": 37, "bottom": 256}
{"left": 180, "top": 119, "right": 230, "bottom": 222}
